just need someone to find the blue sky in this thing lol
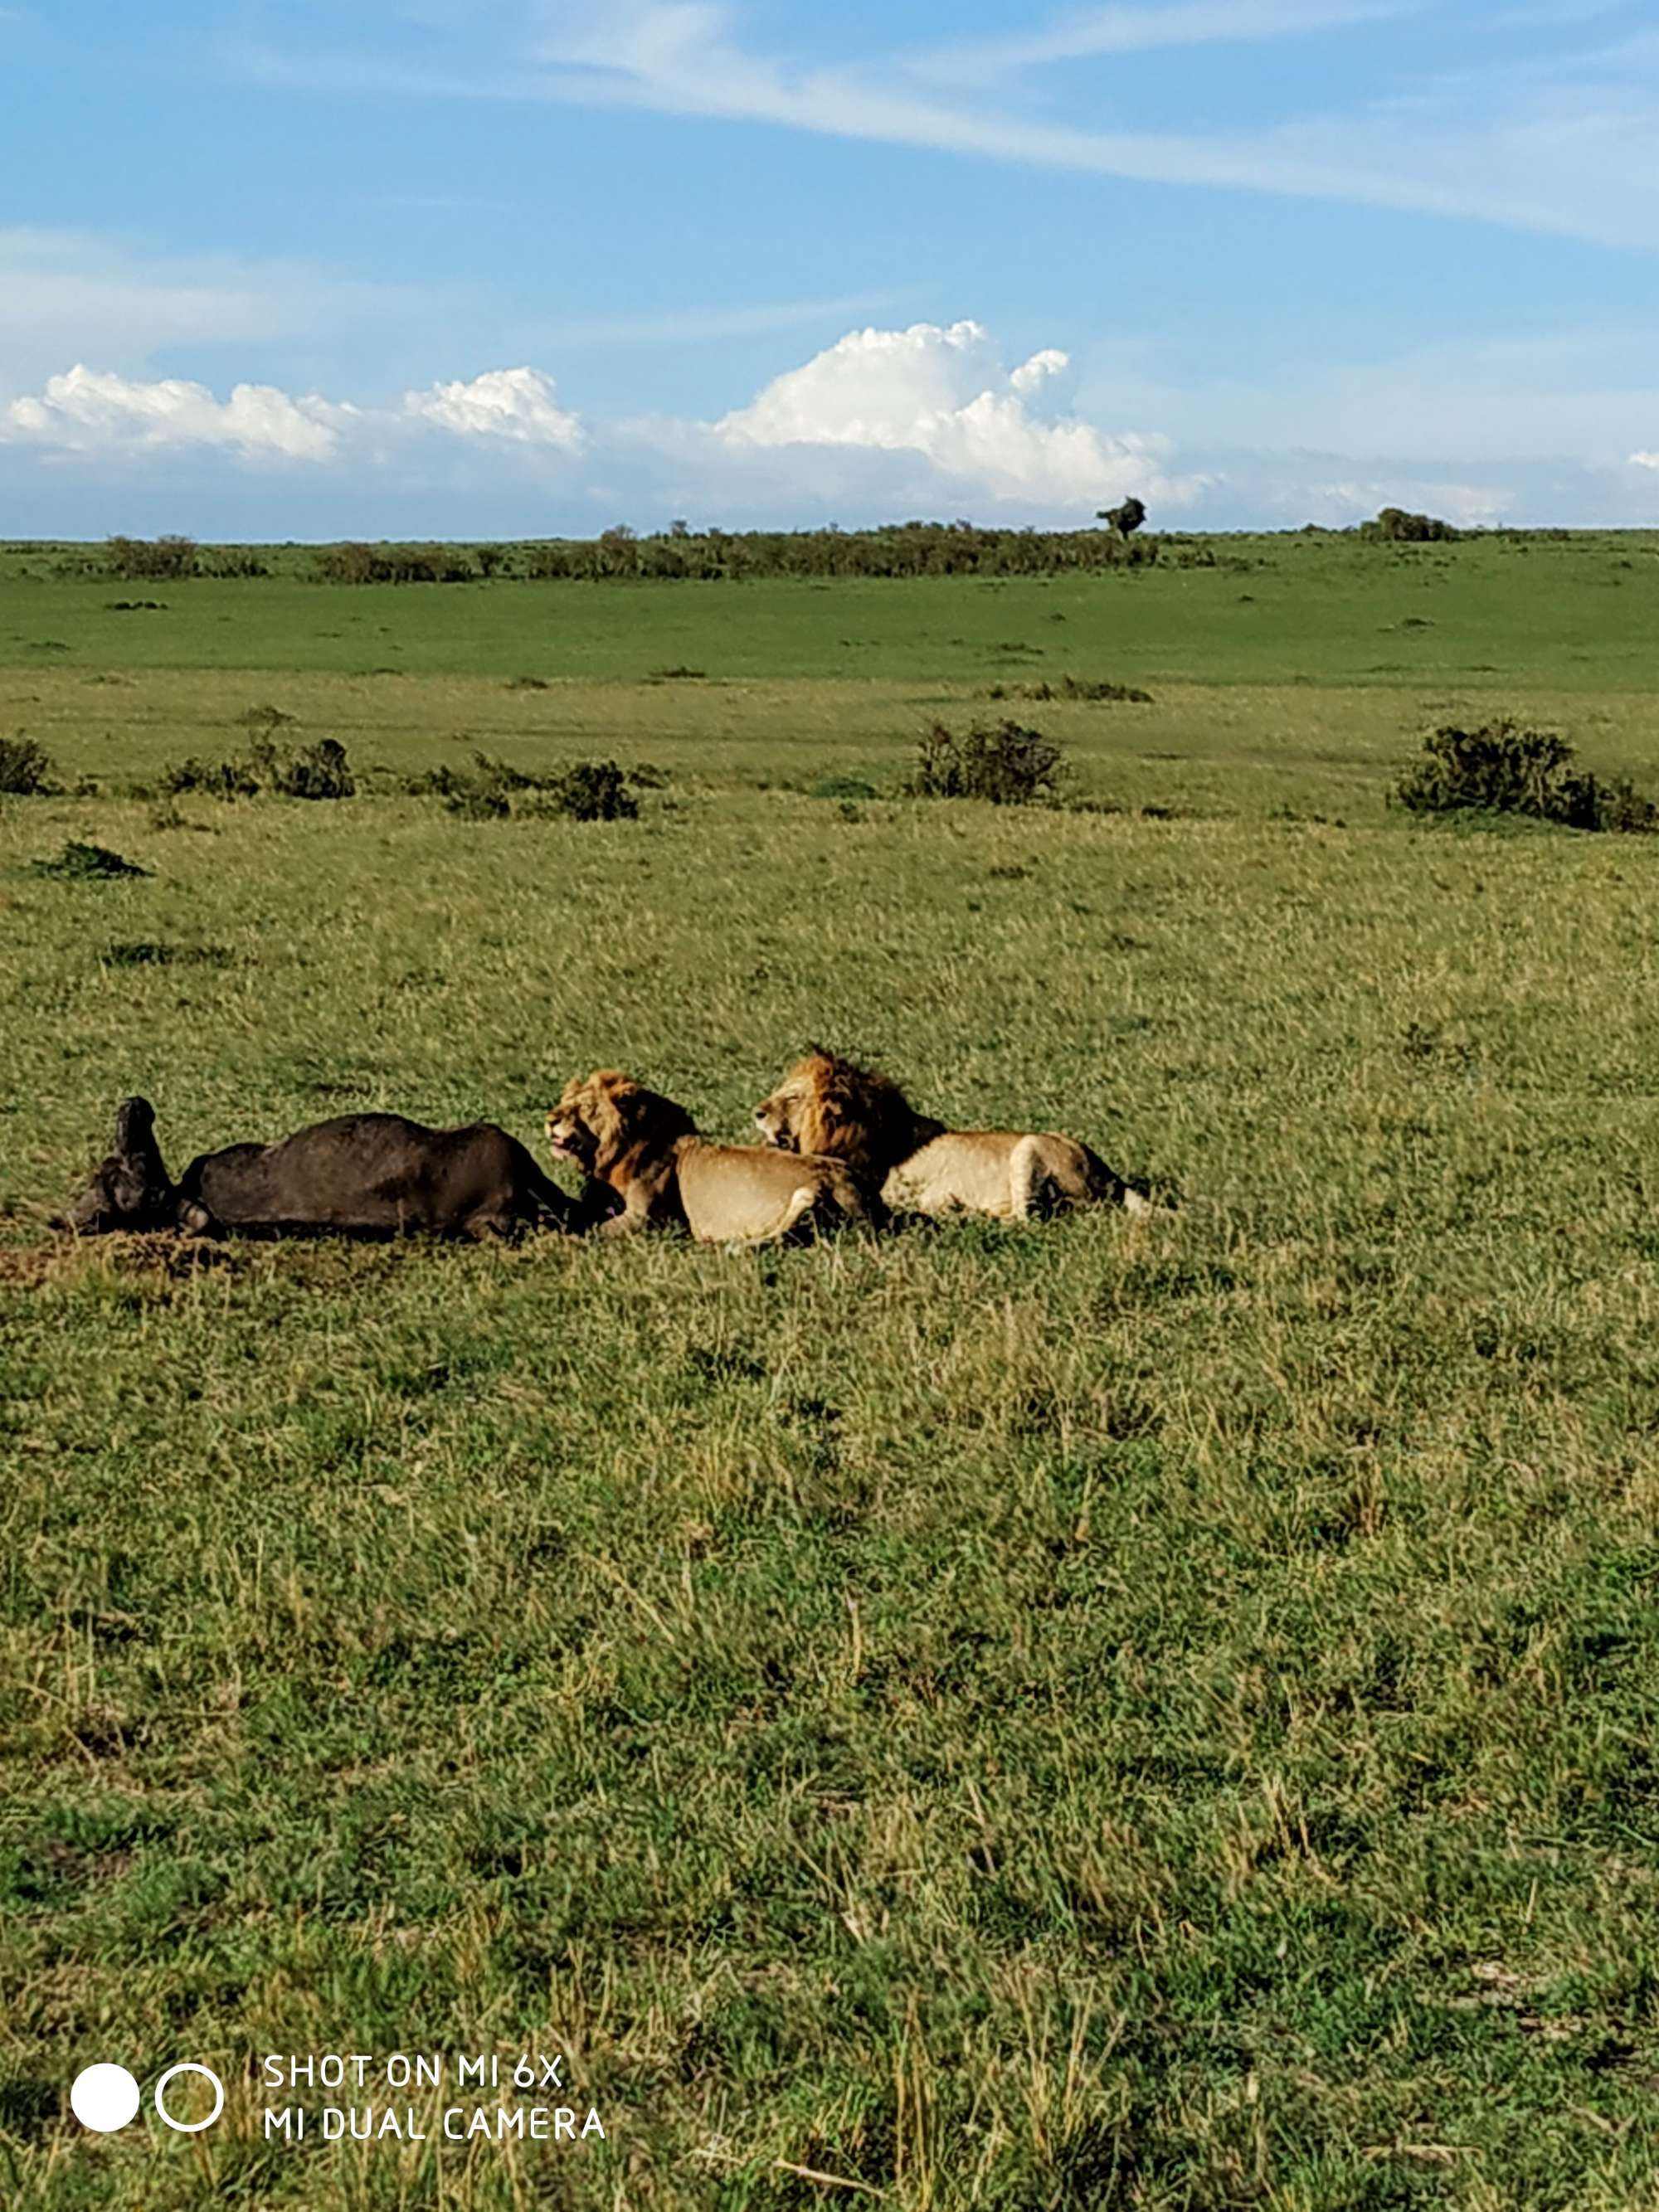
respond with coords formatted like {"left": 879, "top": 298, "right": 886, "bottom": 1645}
{"left": 2, "top": 0, "right": 1657, "bottom": 535}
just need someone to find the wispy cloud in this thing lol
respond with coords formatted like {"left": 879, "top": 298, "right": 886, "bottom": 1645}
{"left": 1260, "top": 469, "right": 1513, "bottom": 528}
{"left": 229, "top": 2, "right": 1659, "bottom": 250}
{"left": 0, "top": 227, "right": 426, "bottom": 386}
{"left": 906, "top": 0, "right": 1413, "bottom": 85}
{"left": 543, "top": 290, "right": 914, "bottom": 348}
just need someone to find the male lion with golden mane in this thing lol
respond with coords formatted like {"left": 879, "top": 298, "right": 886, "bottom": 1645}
{"left": 547, "top": 1070, "right": 880, "bottom": 1244}
{"left": 753, "top": 1048, "right": 1155, "bottom": 1223}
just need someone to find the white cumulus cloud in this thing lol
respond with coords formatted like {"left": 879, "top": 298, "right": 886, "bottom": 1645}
{"left": 403, "top": 365, "right": 584, "bottom": 449}
{"left": 1009, "top": 347, "right": 1069, "bottom": 395}
{"left": 1632, "top": 450, "right": 1659, "bottom": 469}
{"left": 2, "top": 364, "right": 349, "bottom": 461}
{"left": 2, "top": 324, "right": 1199, "bottom": 521}
{"left": 1, "top": 362, "right": 586, "bottom": 468}
{"left": 713, "top": 319, "right": 1198, "bottom": 508}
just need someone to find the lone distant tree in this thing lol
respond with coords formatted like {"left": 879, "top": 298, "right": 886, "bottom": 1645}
{"left": 1097, "top": 497, "right": 1146, "bottom": 539}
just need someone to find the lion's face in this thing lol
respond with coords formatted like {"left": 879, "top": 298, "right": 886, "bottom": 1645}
{"left": 754, "top": 1051, "right": 913, "bottom": 1176}
{"left": 546, "top": 1077, "right": 611, "bottom": 1174}
{"left": 547, "top": 1072, "right": 693, "bottom": 1179}
{"left": 752, "top": 1077, "right": 806, "bottom": 1153}
{"left": 544, "top": 1106, "right": 596, "bottom": 1173}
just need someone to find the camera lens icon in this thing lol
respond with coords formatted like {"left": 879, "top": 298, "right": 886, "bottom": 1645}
{"left": 154, "top": 2063, "right": 226, "bottom": 2132}
{"left": 71, "top": 2065, "right": 140, "bottom": 2133}
{"left": 71, "top": 2060, "right": 225, "bottom": 2134}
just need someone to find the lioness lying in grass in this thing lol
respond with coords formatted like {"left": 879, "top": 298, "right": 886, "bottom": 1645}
{"left": 547, "top": 1070, "right": 880, "bottom": 1245}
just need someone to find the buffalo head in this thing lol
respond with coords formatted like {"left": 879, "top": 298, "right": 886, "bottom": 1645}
{"left": 67, "top": 1096, "right": 179, "bottom": 1233}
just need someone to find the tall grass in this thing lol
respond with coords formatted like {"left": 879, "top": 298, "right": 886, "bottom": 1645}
{"left": 3, "top": 591, "right": 1659, "bottom": 2207}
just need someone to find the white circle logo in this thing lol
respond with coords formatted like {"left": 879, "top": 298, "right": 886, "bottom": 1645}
{"left": 153, "top": 2062, "right": 225, "bottom": 2134}
{"left": 71, "top": 2064, "right": 141, "bottom": 2133}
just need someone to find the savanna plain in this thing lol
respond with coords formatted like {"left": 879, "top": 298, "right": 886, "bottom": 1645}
{"left": 3, "top": 531, "right": 1659, "bottom": 2211}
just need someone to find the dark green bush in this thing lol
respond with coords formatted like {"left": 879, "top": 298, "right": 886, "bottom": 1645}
{"left": 1396, "top": 722, "right": 1657, "bottom": 833}
{"left": 1584, "top": 778, "right": 1659, "bottom": 834}
{"left": 104, "top": 941, "right": 234, "bottom": 969}
{"left": 524, "top": 521, "right": 1159, "bottom": 583}
{"left": 255, "top": 737, "right": 355, "bottom": 800}
{"left": 314, "top": 542, "right": 380, "bottom": 586}
{"left": 408, "top": 752, "right": 636, "bottom": 821}
{"left": 105, "top": 535, "right": 198, "bottom": 581}
{"left": 158, "top": 734, "right": 354, "bottom": 801}
{"left": 30, "top": 840, "right": 149, "bottom": 880}
{"left": 907, "top": 720, "right": 1067, "bottom": 807}
{"left": 403, "top": 761, "right": 471, "bottom": 805}
{"left": 472, "top": 753, "right": 553, "bottom": 794}
{"left": 985, "top": 677, "right": 1152, "bottom": 704}
{"left": 202, "top": 550, "right": 269, "bottom": 579}
{"left": 62, "top": 519, "right": 1178, "bottom": 591}
{"left": 1360, "top": 506, "right": 1460, "bottom": 544}
{"left": 160, "top": 754, "right": 261, "bottom": 800}
{"left": 0, "top": 735, "right": 56, "bottom": 795}
{"left": 538, "top": 761, "right": 639, "bottom": 822}
{"left": 312, "top": 542, "right": 474, "bottom": 585}
{"left": 406, "top": 753, "right": 545, "bottom": 811}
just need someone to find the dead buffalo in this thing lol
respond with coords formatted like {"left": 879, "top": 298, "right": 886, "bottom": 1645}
{"left": 66, "top": 1095, "right": 605, "bottom": 1241}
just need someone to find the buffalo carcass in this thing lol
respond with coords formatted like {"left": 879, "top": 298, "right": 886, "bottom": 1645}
{"left": 66, "top": 1096, "right": 609, "bottom": 1240}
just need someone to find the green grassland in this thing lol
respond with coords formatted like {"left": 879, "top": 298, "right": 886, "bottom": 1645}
{"left": 5, "top": 527, "right": 1659, "bottom": 686}
{"left": 4, "top": 535, "right": 1659, "bottom": 2210}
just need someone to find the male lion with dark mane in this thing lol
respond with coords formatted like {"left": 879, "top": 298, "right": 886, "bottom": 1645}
{"left": 753, "top": 1048, "right": 1155, "bottom": 1223}
{"left": 547, "top": 1070, "right": 880, "bottom": 1244}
